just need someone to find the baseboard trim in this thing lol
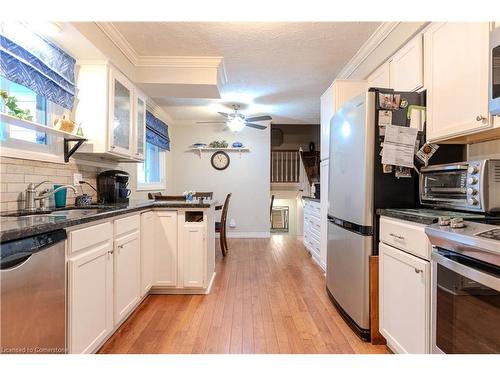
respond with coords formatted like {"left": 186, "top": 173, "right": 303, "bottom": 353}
{"left": 216, "top": 231, "right": 271, "bottom": 239}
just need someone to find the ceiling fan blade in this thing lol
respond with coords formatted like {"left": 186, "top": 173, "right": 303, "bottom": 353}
{"left": 245, "top": 122, "right": 267, "bottom": 130}
{"left": 245, "top": 115, "right": 272, "bottom": 122}
{"left": 196, "top": 121, "right": 226, "bottom": 124}
{"left": 217, "top": 112, "right": 230, "bottom": 118}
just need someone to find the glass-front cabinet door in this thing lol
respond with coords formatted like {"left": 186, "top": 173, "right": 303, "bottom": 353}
{"left": 134, "top": 93, "right": 146, "bottom": 161}
{"left": 108, "top": 69, "right": 133, "bottom": 157}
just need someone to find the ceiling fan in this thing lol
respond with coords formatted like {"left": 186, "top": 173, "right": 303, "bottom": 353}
{"left": 196, "top": 104, "right": 272, "bottom": 131}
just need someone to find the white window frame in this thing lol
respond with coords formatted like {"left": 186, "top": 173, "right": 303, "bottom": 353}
{"left": 1, "top": 79, "right": 66, "bottom": 163}
{"left": 136, "top": 145, "right": 166, "bottom": 191}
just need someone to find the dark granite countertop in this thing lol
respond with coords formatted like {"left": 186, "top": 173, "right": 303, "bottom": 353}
{"left": 376, "top": 208, "right": 487, "bottom": 225}
{"left": 0, "top": 199, "right": 218, "bottom": 243}
{"left": 302, "top": 196, "right": 320, "bottom": 203}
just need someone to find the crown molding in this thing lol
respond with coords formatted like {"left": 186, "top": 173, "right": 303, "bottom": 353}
{"left": 96, "top": 22, "right": 139, "bottom": 65}
{"left": 335, "top": 22, "right": 400, "bottom": 80}
{"left": 95, "top": 22, "right": 227, "bottom": 82}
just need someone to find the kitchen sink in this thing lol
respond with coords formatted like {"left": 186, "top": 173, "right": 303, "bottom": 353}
{"left": 48, "top": 209, "right": 103, "bottom": 217}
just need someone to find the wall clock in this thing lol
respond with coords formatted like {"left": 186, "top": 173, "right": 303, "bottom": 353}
{"left": 211, "top": 151, "right": 230, "bottom": 170}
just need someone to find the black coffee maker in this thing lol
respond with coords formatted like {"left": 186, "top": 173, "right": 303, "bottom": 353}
{"left": 97, "top": 170, "right": 131, "bottom": 204}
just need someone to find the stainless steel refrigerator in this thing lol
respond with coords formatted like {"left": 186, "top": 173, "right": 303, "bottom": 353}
{"left": 326, "top": 89, "right": 426, "bottom": 341}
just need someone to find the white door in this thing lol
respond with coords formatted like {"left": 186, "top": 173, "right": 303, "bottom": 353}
{"left": 68, "top": 241, "right": 113, "bottom": 354}
{"left": 140, "top": 211, "right": 154, "bottom": 296}
{"left": 183, "top": 224, "right": 206, "bottom": 288}
{"left": 379, "top": 242, "right": 430, "bottom": 354}
{"left": 114, "top": 231, "right": 140, "bottom": 324}
{"left": 367, "top": 62, "right": 391, "bottom": 89}
{"left": 424, "top": 22, "right": 490, "bottom": 141}
{"left": 134, "top": 91, "right": 146, "bottom": 161}
{"left": 319, "top": 159, "right": 329, "bottom": 268}
{"left": 108, "top": 68, "right": 134, "bottom": 157}
{"left": 155, "top": 211, "right": 178, "bottom": 287}
{"left": 390, "top": 34, "right": 424, "bottom": 91}
{"left": 320, "top": 84, "right": 334, "bottom": 160}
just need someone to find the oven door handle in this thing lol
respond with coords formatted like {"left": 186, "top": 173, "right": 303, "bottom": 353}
{"left": 432, "top": 251, "right": 500, "bottom": 291}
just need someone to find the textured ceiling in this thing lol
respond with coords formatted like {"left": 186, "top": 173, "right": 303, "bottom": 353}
{"left": 113, "top": 22, "right": 380, "bottom": 124}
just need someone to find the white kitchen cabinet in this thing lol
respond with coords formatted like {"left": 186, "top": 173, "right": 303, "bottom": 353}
{"left": 319, "top": 159, "right": 329, "bottom": 269}
{"left": 155, "top": 211, "right": 178, "bottom": 287}
{"left": 133, "top": 90, "right": 147, "bottom": 161}
{"left": 367, "top": 62, "right": 391, "bottom": 89}
{"left": 379, "top": 242, "right": 430, "bottom": 354}
{"left": 74, "top": 62, "right": 145, "bottom": 160}
{"left": 424, "top": 22, "right": 491, "bottom": 142}
{"left": 303, "top": 199, "right": 322, "bottom": 268}
{"left": 114, "top": 230, "right": 141, "bottom": 325}
{"left": 320, "top": 80, "right": 367, "bottom": 160}
{"left": 68, "top": 239, "right": 113, "bottom": 354}
{"left": 390, "top": 34, "right": 424, "bottom": 91}
{"left": 182, "top": 224, "right": 206, "bottom": 288}
{"left": 140, "top": 211, "right": 155, "bottom": 296}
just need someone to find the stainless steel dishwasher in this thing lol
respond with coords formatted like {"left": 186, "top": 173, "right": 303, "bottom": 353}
{"left": 1, "top": 230, "right": 66, "bottom": 354}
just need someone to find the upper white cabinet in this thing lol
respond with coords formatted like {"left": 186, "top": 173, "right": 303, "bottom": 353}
{"left": 367, "top": 62, "right": 391, "bottom": 89}
{"left": 424, "top": 23, "right": 491, "bottom": 142}
{"left": 134, "top": 91, "right": 147, "bottom": 161}
{"left": 74, "top": 62, "right": 146, "bottom": 160}
{"left": 390, "top": 34, "right": 424, "bottom": 91}
{"left": 320, "top": 80, "right": 366, "bottom": 160}
{"left": 379, "top": 242, "right": 430, "bottom": 354}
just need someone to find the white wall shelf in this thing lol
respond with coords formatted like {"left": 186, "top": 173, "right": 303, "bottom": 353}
{"left": 189, "top": 147, "right": 251, "bottom": 158}
{"left": 1, "top": 112, "right": 87, "bottom": 162}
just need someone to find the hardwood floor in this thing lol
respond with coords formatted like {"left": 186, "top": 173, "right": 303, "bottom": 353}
{"left": 98, "top": 235, "right": 389, "bottom": 354}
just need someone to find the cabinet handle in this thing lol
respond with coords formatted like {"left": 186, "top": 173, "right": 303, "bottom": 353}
{"left": 414, "top": 268, "right": 422, "bottom": 274}
{"left": 389, "top": 233, "right": 405, "bottom": 240}
{"left": 476, "top": 115, "right": 487, "bottom": 122}
{"left": 117, "top": 245, "right": 124, "bottom": 249}
{"left": 108, "top": 250, "right": 114, "bottom": 255}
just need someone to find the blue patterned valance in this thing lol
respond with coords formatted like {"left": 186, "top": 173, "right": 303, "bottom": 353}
{"left": 146, "top": 111, "right": 170, "bottom": 151}
{"left": 0, "top": 23, "right": 76, "bottom": 109}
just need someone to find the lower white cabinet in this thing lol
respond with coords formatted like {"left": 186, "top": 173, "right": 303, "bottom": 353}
{"left": 303, "top": 199, "right": 322, "bottom": 268}
{"left": 114, "top": 230, "right": 140, "bottom": 325}
{"left": 155, "top": 211, "right": 178, "bottom": 286}
{"left": 379, "top": 242, "right": 430, "bottom": 354}
{"left": 140, "top": 211, "right": 155, "bottom": 296}
{"left": 68, "top": 238, "right": 113, "bottom": 354}
{"left": 319, "top": 159, "right": 329, "bottom": 268}
{"left": 182, "top": 224, "right": 206, "bottom": 288}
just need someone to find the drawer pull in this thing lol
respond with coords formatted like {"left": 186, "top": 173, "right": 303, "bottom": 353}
{"left": 414, "top": 268, "right": 422, "bottom": 274}
{"left": 476, "top": 115, "right": 487, "bottom": 122}
{"left": 389, "top": 233, "right": 405, "bottom": 240}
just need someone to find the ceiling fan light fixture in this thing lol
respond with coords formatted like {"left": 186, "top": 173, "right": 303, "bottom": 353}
{"left": 227, "top": 117, "right": 245, "bottom": 131}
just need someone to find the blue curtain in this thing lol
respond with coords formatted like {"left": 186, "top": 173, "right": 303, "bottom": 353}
{"left": 146, "top": 111, "right": 170, "bottom": 151}
{"left": 0, "top": 23, "right": 76, "bottom": 110}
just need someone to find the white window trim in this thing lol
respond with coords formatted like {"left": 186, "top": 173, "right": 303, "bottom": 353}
{"left": 136, "top": 149, "right": 166, "bottom": 191}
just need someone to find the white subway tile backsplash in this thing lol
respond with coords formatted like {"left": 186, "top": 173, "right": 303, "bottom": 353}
{"left": 0, "top": 157, "right": 103, "bottom": 211}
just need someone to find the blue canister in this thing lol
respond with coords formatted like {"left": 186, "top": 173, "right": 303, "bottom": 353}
{"left": 53, "top": 184, "right": 67, "bottom": 208}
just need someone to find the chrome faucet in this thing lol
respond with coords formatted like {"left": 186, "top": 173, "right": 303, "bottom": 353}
{"left": 25, "top": 181, "right": 78, "bottom": 211}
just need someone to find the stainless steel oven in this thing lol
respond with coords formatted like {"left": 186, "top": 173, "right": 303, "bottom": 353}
{"left": 431, "top": 248, "right": 500, "bottom": 354}
{"left": 490, "top": 26, "right": 500, "bottom": 116}
{"left": 420, "top": 159, "right": 500, "bottom": 213}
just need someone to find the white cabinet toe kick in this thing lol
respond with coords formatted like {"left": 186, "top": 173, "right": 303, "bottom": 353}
{"left": 66, "top": 206, "right": 216, "bottom": 353}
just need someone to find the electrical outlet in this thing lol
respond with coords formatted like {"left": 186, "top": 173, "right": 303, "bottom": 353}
{"left": 73, "top": 173, "right": 82, "bottom": 186}
{"left": 229, "top": 218, "right": 236, "bottom": 228}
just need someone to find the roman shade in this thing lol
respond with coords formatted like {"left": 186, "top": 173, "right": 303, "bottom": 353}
{"left": 0, "top": 22, "right": 76, "bottom": 110}
{"left": 146, "top": 111, "right": 170, "bottom": 151}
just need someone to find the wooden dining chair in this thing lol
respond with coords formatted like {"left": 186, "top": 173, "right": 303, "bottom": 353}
{"left": 215, "top": 193, "right": 232, "bottom": 256}
{"left": 194, "top": 192, "right": 213, "bottom": 200}
{"left": 153, "top": 195, "right": 186, "bottom": 201}
{"left": 148, "top": 192, "right": 163, "bottom": 199}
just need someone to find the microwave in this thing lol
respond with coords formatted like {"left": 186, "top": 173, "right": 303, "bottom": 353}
{"left": 490, "top": 26, "right": 500, "bottom": 116}
{"left": 420, "top": 159, "right": 500, "bottom": 213}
